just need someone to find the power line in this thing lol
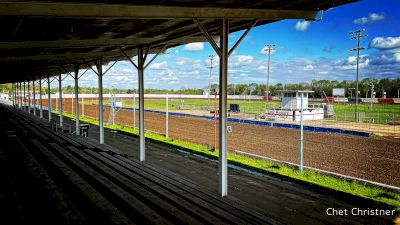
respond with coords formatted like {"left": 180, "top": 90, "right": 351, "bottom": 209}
{"left": 349, "top": 28, "right": 367, "bottom": 122}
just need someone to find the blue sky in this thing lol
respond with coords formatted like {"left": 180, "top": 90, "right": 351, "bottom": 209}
{"left": 59, "top": 0, "right": 400, "bottom": 90}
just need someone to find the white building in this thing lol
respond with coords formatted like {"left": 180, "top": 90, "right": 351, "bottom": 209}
{"left": 0, "top": 93, "right": 9, "bottom": 101}
{"left": 265, "top": 90, "right": 324, "bottom": 121}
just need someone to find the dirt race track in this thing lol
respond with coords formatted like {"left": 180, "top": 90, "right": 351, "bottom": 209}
{"left": 47, "top": 99, "right": 400, "bottom": 187}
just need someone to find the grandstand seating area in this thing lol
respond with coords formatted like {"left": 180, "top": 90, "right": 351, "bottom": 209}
{"left": 0, "top": 104, "right": 275, "bottom": 224}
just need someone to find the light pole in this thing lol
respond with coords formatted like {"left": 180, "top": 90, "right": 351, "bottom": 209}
{"left": 264, "top": 44, "right": 275, "bottom": 102}
{"left": 350, "top": 29, "right": 367, "bottom": 122}
{"left": 370, "top": 83, "right": 374, "bottom": 111}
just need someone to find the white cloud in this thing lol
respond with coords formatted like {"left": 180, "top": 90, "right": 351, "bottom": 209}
{"left": 353, "top": 13, "right": 384, "bottom": 25}
{"left": 394, "top": 53, "right": 400, "bottom": 62}
{"left": 370, "top": 36, "right": 400, "bottom": 49}
{"left": 336, "top": 57, "right": 370, "bottom": 70}
{"left": 257, "top": 65, "right": 268, "bottom": 71}
{"left": 122, "top": 68, "right": 134, "bottom": 73}
{"left": 176, "top": 60, "right": 185, "bottom": 66}
{"left": 347, "top": 56, "right": 357, "bottom": 64}
{"left": 318, "top": 71, "right": 328, "bottom": 74}
{"left": 149, "top": 61, "right": 168, "bottom": 70}
{"left": 183, "top": 42, "right": 204, "bottom": 51}
{"left": 192, "top": 64, "right": 202, "bottom": 70}
{"left": 303, "top": 64, "right": 314, "bottom": 71}
{"left": 294, "top": 21, "right": 310, "bottom": 31}
{"left": 232, "top": 55, "right": 253, "bottom": 64}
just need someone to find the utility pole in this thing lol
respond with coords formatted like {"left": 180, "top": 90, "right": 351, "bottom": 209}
{"left": 350, "top": 29, "right": 367, "bottom": 122}
{"left": 207, "top": 55, "right": 215, "bottom": 107}
{"left": 264, "top": 44, "right": 275, "bottom": 102}
{"left": 370, "top": 83, "right": 374, "bottom": 111}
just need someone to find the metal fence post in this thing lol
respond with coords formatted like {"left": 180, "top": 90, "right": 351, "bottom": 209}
{"left": 166, "top": 93, "right": 169, "bottom": 138}
{"left": 300, "top": 92, "right": 304, "bottom": 174}
{"left": 133, "top": 93, "right": 136, "bottom": 129}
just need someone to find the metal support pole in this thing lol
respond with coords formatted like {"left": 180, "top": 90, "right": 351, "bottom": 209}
{"left": 23, "top": 81, "right": 26, "bottom": 111}
{"left": 12, "top": 83, "right": 15, "bottom": 109}
{"left": 218, "top": 19, "right": 229, "bottom": 197}
{"left": 300, "top": 92, "right": 304, "bottom": 174}
{"left": 19, "top": 82, "right": 22, "bottom": 110}
{"left": 59, "top": 73, "right": 63, "bottom": 127}
{"left": 72, "top": 93, "right": 74, "bottom": 115}
{"left": 14, "top": 83, "right": 17, "bottom": 109}
{"left": 96, "top": 59, "right": 104, "bottom": 144}
{"left": 33, "top": 80, "right": 36, "bottom": 116}
{"left": 214, "top": 92, "right": 217, "bottom": 150}
{"left": 138, "top": 48, "right": 145, "bottom": 161}
{"left": 82, "top": 95, "right": 85, "bottom": 117}
{"left": 166, "top": 93, "right": 169, "bottom": 138}
{"left": 47, "top": 76, "right": 51, "bottom": 122}
{"left": 39, "top": 78, "right": 43, "bottom": 118}
{"left": 28, "top": 81, "right": 31, "bottom": 113}
{"left": 74, "top": 65, "right": 80, "bottom": 135}
{"left": 370, "top": 84, "right": 374, "bottom": 112}
{"left": 133, "top": 93, "right": 136, "bottom": 129}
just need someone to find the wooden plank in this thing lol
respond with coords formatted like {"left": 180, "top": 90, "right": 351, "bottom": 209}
{"left": 30, "top": 139, "right": 134, "bottom": 225}
{"left": 112, "top": 154, "right": 275, "bottom": 224}
{"left": 104, "top": 153, "right": 271, "bottom": 224}
{"left": 68, "top": 146, "right": 205, "bottom": 225}
{"left": 6, "top": 136, "right": 86, "bottom": 224}
{"left": 48, "top": 142, "right": 172, "bottom": 225}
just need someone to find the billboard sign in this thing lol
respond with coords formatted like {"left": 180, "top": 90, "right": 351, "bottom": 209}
{"left": 332, "top": 88, "right": 345, "bottom": 96}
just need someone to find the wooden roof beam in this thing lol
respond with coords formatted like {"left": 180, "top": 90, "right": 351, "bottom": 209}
{"left": 0, "top": 2, "right": 318, "bottom": 20}
{"left": 0, "top": 36, "right": 209, "bottom": 49}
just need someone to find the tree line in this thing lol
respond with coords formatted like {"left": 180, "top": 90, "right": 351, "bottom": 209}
{"left": 210, "top": 78, "right": 400, "bottom": 98}
{"left": 1, "top": 77, "right": 399, "bottom": 98}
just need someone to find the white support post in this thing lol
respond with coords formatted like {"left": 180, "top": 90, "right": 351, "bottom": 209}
{"left": 138, "top": 48, "right": 145, "bottom": 161}
{"left": 195, "top": 18, "right": 255, "bottom": 197}
{"left": 166, "top": 93, "right": 169, "bottom": 138}
{"left": 218, "top": 19, "right": 229, "bottom": 197}
{"left": 74, "top": 65, "right": 80, "bottom": 135}
{"left": 39, "top": 78, "right": 43, "bottom": 118}
{"left": 82, "top": 95, "right": 85, "bottom": 117}
{"left": 133, "top": 93, "right": 136, "bottom": 129}
{"left": 33, "top": 80, "right": 36, "bottom": 116}
{"left": 300, "top": 92, "right": 304, "bottom": 174}
{"left": 59, "top": 72, "right": 63, "bottom": 127}
{"left": 12, "top": 83, "right": 15, "bottom": 109}
{"left": 120, "top": 45, "right": 165, "bottom": 161}
{"left": 28, "top": 81, "right": 31, "bottom": 113}
{"left": 47, "top": 76, "right": 51, "bottom": 122}
{"left": 96, "top": 59, "right": 104, "bottom": 144}
{"left": 72, "top": 93, "right": 74, "bottom": 115}
{"left": 19, "top": 82, "right": 22, "bottom": 110}
{"left": 23, "top": 81, "right": 26, "bottom": 112}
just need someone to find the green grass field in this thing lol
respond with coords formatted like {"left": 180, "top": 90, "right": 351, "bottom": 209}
{"left": 85, "top": 98, "right": 400, "bottom": 124}
{"left": 333, "top": 104, "right": 400, "bottom": 124}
